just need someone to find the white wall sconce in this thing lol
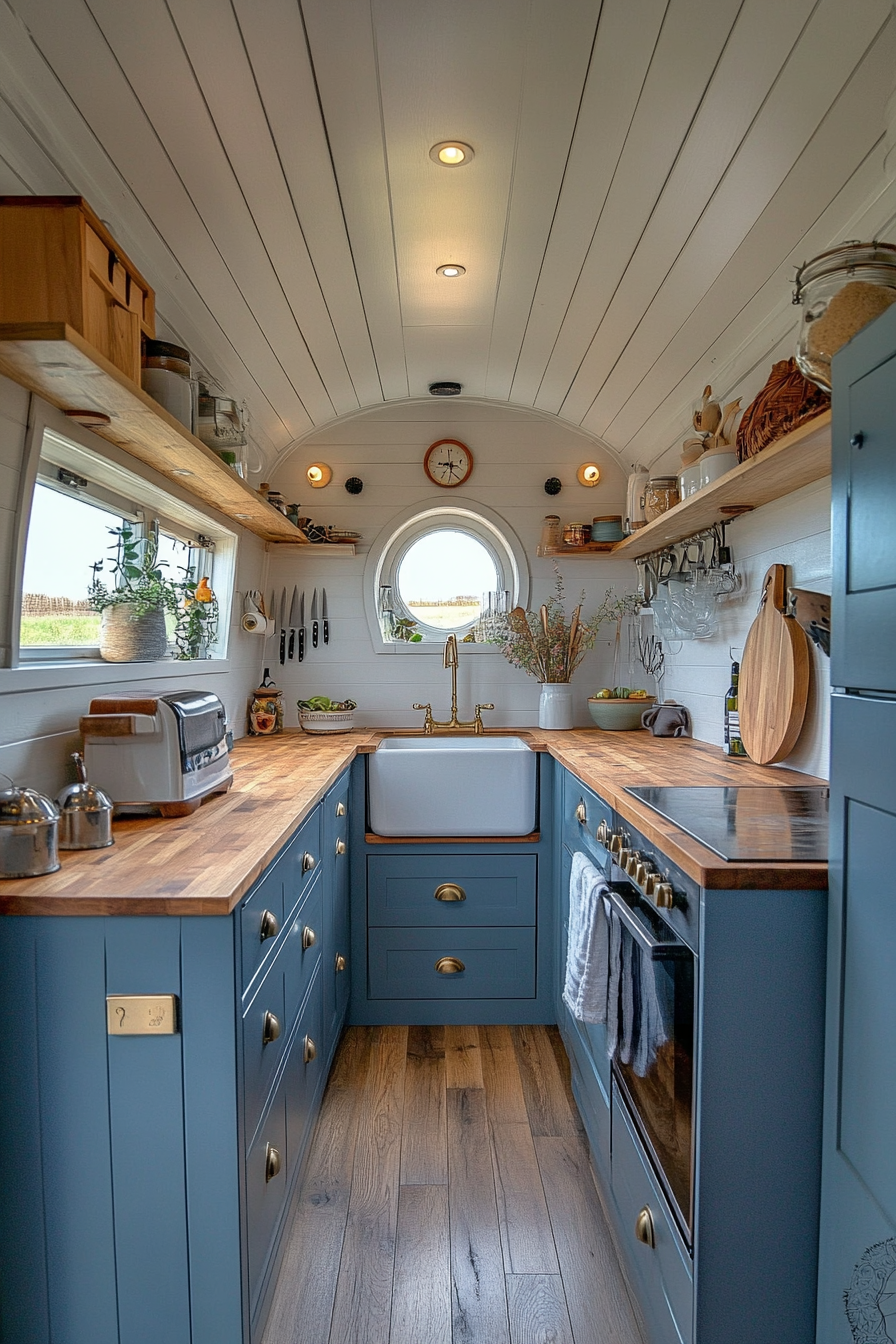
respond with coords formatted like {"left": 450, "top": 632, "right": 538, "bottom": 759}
{"left": 576, "top": 463, "right": 602, "bottom": 487}
{"left": 306, "top": 462, "right": 332, "bottom": 488}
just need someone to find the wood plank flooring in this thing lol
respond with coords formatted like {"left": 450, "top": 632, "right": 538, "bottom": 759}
{"left": 262, "top": 1025, "right": 645, "bottom": 1344}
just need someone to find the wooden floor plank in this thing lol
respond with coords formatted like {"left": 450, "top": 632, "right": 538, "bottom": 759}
{"left": 401, "top": 1026, "right": 447, "bottom": 1185}
{"left": 445, "top": 1024, "right": 484, "bottom": 1088}
{"left": 479, "top": 1024, "right": 530, "bottom": 1125}
{"left": 327, "top": 1026, "right": 408, "bottom": 1344}
{"left": 512, "top": 1025, "right": 579, "bottom": 1138}
{"left": 535, "top": 1135, "right": 644, "bottom": 1344}
{"left": 261, "top": 1029, "right": 372, "bottom": 1344}
{"left": 491, "top": 1122, "right": 559, "bottom": 1275}
{"left": 389, "top": 1185, "right": 451, "bottom": 1344}
{"left": 507, "top": 1274, "right": 575, "bottom": 1344}
{"left": 447, "top": 1087, "right": 511, "bottom": 1344}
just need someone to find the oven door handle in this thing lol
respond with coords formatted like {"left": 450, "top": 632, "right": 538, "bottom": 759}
{"left": 607, "top": 885, "right": 689, "bottom": 960}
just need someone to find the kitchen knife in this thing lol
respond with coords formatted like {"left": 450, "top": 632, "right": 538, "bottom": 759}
{"left": 298, "top": 591, "right": 305, "bottom": 662}
{"left": 278, "top": 588, "right": 287, "bottom": 665}
{"left": 267, "top": 590, "right": 276, "bottom": 634}
{"left": 322, "top": 588, "right": 329, "bottom": 645}
{"left": 311, "top": 588, "right": 319, "bottom": 649}
{"left": 287, "top": 586, "right": 298, "bottom": 660}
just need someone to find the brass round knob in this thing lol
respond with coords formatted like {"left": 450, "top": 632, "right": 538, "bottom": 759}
{"left": 302, "top": 852, "right": 316, "bottom": 873}
{"left": 575, "top": 801, "right": 586, "bottom": 824}
{"left": 335, "top": 838, "right": 347, "bottom": 856}
{"left": 335, "top": 801, "right": 346, "bottom": 817}
{"left": 262, "top": 1010, "right": 281, "bottom": 1046}
{"left": 259, "top": 909, "right": 279, "bottom": 942}
{"left": 434, "top": 883, "right": 466, "bottom": 902}
{"left": 635, "top": 1206, "right": 656, "bottom": 1249}
{"left": 302, "top": 925, "right": 316, "bottom": 951}
{"left": 596, "top": 820, "right": 609, "bottom": 845}
{"left": 303, "top": 1035, "right": 317, "bottom": 1064}
{"left": 265, "top": 1143, "right": 282, "bottom": 1183}
{"left": 335, "top": 953, "right": 346, "bottom": 974}
{"left": 435, "top": 956, "right": 465, "bottom": 975}
{"left": 654, "top": 882, "right": 674, "bottom": 910}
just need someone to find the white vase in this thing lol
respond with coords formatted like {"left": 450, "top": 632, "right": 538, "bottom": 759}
{"left": 538, "top": 682, "right": 573, "bottom": 730}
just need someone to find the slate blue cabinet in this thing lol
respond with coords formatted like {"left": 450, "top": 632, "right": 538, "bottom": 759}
{"left": 817, "top": 304, "right": 896, "bottom": 1342}
{"left": 0, "top": 767, "right": 353, "bottom": 1344}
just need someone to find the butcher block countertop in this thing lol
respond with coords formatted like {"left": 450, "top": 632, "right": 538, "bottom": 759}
{"left": 0, "top": 728, "right": 827, "bottom": 916}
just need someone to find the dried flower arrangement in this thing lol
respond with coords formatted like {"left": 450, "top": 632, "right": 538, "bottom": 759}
{"left": 491, "top": 569, "right": 641, "bottom": 684}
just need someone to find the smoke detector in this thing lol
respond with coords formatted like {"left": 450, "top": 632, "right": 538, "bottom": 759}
{"left": 428, "top": 382, "right": 463, "bottom": 396}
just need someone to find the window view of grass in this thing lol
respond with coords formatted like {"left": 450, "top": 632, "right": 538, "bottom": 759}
{"left": 397, "top": 530, "right": 498, "bottom": 631}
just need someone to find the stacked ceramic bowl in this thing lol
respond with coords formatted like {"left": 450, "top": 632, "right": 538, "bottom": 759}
{"left": 591, "top": 515, "right": 625, "bottom": 543}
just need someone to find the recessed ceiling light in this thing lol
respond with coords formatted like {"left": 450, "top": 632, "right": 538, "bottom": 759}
{"left": 436, "top": 264, "right": 466, "bottom": 278}
{"left": 430, "top": 141, "right": 474, "bottom": 167}
{"left": 429, "top": 382, "right": 463, "bottom": 396}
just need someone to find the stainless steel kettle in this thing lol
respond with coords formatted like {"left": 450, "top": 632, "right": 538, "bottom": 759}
{"left": 57, "top": 753, "right": 114, "bottom": 851}
{"left": 0, "top": 776, "right": 61, "bottom": 878}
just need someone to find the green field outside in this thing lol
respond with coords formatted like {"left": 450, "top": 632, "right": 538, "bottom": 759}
{"left": 20, "top": 614, "right": 102, "bottom": 646}
{"left": 405, "top": 602, "right": 480, "bottom": 629}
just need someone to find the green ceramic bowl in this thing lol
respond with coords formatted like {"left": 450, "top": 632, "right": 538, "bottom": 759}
{"left": 587, "top": 696, "right": 655, "bottom": 731}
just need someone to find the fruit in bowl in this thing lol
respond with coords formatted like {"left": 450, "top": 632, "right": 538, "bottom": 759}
{"left": 297, "top": 696, "right": 357, "bottom": 734}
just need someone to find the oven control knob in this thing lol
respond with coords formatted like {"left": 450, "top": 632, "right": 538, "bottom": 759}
{"left": 624, "top": 852, "right": 641, "bottom": 878}
{"left": 635, "top": 860, "right": 653, "bottom": 888}
{"left": 596, "top": 820, "right": 609, "bottom": 846}
{"left": 609, "top": 833, "right": 624, "bottom": 856}
{"left": 653, "top": 882, "right": 674, "bottom": 910}
{"left": 643, "top": 871, "right": 660, "bottom": 898}
{"left": 618, "top": 848, "right": 632, "bottom": 869}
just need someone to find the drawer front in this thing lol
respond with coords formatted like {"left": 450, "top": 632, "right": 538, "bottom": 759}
{"left": 368, "top": 854, "right": 536, "bottom": 928}
{"left": 283, "top": 875, "right": 323, "bottom": 1032}
{"left": 242, "top": 958, "right": 287, "bottom": 1148}
{"left": 283, "top": 809, "right": 322, "bottom": 921}
{"left": 562, "top": 771, "right": 613, "bottom": 867}
{"left": 323, "top": 770, "right": 350, "bottom": 854}
{"left": 240, "top": 860, "right": 285, "bottom": 994}
{"left": 611, "top": 1090, "right": 693, "bottom": 1344}
{"left": 286, "top": 967, "right": 324, "bottom": 1168}
{"left": 245, "top": 1082, "right": 289, "bottom": 1315}
{"left": 368, "top": 926, "right": 536, "bottom": 999}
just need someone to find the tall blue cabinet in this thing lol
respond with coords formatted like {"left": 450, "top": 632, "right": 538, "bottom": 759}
{"left": 818, "top": 301, "right": 896, "bottom": 1341}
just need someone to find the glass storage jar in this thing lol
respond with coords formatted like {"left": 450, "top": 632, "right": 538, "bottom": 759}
{"left": 643, "top": 477, "right": 680, "bottom": 521}
{"left": 793, "top": 241, "right": 896, "bottom": 390}
{"left": 537, "top": 514, "right": 562, "bottom": 555}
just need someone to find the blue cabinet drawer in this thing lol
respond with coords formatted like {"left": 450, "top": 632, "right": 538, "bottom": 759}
{"left": 245, "top": 1080, "right": 289, "bottom": 1317}
{"left": 283, "top": 808, "right": 322, "bottom": 922}
{"left": 243, "top": 952, "right": 287, "bottom": 1148}
{"left": 368, "top": 854, "right": 536, "bottom": 927}
{"left": 562, "top": 770, "right": 613, "bottom": 867}
{"left": 368, "top": 926, "right": 536, "bottom": 999}
{"left": 611, "top": 1090, "right": 693, "bottom": 1344}
{"left": 282, "top": 875, "right": 323, "bottom": 1033}
{"left": 240, "top": 860, "right": 286, "bottom": 994}
{"left": 286, "top": 966, "right": 324, "bottom": 1168}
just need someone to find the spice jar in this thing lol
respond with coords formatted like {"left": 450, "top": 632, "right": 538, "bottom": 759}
{"left": 793, "top": 242, "right": 896, "bottom": 389}
{"left": 537, "top": 515, "right": 562, "bottom": 555}
{"left": 562, "top": 523, "right": 590, "bottom": 546}
{"left": 643, "top": 477, "right": 680, "bottom": 522}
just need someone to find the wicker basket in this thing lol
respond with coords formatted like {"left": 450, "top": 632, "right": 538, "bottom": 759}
{"left": 99, "top": 604, "right": 167, "bottom": 662}
{"left": 298, "top": 710, "right": 355, "bottom": 735}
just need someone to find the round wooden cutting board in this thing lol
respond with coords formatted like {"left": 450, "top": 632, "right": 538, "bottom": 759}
{"left": 739, "top": 564, "right": 810, "bottom": 765}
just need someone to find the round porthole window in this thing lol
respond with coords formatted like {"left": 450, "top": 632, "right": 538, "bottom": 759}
{"left": 396, "top": 529, "right": 500, "bottom": 633}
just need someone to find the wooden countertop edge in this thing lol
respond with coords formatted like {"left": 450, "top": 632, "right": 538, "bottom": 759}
{"left": 0, "top": 728, "right": 828, "bottom": 915}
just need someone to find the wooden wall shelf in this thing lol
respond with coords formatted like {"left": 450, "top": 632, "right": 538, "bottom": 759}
{"left": 611, "top": 411, "right": 832, "bottom": 559}
{"left": 0, "top": 322, "right": 301, "bottom": 542}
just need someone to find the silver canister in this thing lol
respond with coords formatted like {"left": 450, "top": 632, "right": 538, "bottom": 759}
{"left": 0, "top": 778, "right": 61, "bottom": 878}
{"left": 56, "top": 753, "right": 114, "bottom": 851}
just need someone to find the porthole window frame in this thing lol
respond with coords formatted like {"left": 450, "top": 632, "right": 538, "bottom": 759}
{"left": 363, "top": 499, "right": 529, "bottom": 654}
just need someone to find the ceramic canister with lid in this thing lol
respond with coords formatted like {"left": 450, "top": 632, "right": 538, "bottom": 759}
{"left": 142, "top": 339, "right": 194, "bottom": 432}
{"left": 0, "top": 779, "right": 61, "bottom": 878}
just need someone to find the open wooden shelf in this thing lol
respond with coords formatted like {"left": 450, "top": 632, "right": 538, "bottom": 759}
{"left": 540, "top": 541, "right": 617, "bottom": 556}
{"left": 0, "top": 322, "right": 303, "bottom": 542}
{"left": 610, "top": 411, "right": 832, "bottom": 559}
{"left": 267, "top": 541, "right": 357, "bottom": 554}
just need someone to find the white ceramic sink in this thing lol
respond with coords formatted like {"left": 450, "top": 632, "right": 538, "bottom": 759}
{"left": 368, "top": 736, "right": 537, "bottom": 837}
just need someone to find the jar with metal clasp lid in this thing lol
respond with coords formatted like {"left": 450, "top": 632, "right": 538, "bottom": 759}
{"left": 793, "top": 241, "right": 896, "bottom": 390}
{"left": 643, "top": 477, "right": 680, "bottom": 522}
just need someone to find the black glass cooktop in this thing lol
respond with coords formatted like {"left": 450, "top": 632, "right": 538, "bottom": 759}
{"left": 625, "top": 785, "right": 829, "bottom": 862}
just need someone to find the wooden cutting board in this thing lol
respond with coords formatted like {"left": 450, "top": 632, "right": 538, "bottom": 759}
{"left": 739, "top": 564, "right": 810, "bottom": 764}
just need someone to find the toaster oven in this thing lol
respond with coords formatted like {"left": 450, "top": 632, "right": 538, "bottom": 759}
{"left": 80, "top": 691, "right": 232, "bottom": 816}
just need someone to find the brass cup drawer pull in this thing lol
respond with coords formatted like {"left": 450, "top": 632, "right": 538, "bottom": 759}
{"left": 302, "top": 925, "right": 316, "bottom": 951}
{"left": 435, "top": 956, "right": 465, "bottom": 975}
{"left": 264, "top": 1143, "right": 282, "bottom": 1183}
{"left": 335, "top": 953, "right": 346, "bottom": 974}
{"left": 635, "top": 1206, "right": 656, "bottom": 1249}
{"left": 262, "top": 1010, "right": 281, "bottom": 1046}
{"left": 575, "top": 801, "right": 587, "bottom": 824}
{"left": 303, "top": 1035, "right": 317, "bottom": 1064}
{"left": 335, "top": 801, "right": 346, "bottom": 817}
{"left": 335, "top": 838, "right": 347, "bottom": 856}
{"left": 302, "top": 852, "right": 316, "bottom": 873}
{"left": 434, "top": 883, "right": 466, "bottom": 902}
{"left": 259, "top": 909, "right": 279, "bottom": 942}
{"left": 596, "top": 819, "right": 609, "bottom": 845}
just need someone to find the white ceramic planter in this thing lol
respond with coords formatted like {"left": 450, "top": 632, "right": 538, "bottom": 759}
{"left": 538, "top": 682, "right": 573, "bottom": 730}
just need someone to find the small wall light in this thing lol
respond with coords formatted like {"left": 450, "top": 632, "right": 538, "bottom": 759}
{"left": 429, "top": 141, "right": 474, "bottom": 167}
{"left": 306, "top": 462, "right": 332, "bottom": 488}
{"left": 576, "top": 462, "right": 602, "bottom": 487}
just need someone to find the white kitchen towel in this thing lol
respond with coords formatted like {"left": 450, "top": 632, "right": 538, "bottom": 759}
{"left": 605, "top": 906, "right": 622, "bottom": 1058}
{"left": 633, "top": 944, "right": 668, "bottom": 1077}
{"left": 563, "top": 852, "right": 612, "bottom": 1024}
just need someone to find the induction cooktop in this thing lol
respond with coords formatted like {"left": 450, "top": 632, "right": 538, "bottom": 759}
{"left": 624, "top": 785, "right": 829, "bottom": 862}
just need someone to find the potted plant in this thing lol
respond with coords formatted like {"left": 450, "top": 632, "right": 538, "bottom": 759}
{"left": 88, "top": 524, "right": 218, "bottom": 662}
{"left": 491, "top": 570, "right": 643, "bottom": 729}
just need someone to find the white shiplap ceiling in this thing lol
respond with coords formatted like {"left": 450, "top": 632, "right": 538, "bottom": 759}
{"left": 0, "top": 0, "right": 894, "bottom": 474}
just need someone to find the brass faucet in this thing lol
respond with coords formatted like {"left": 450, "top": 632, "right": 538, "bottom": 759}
{"left": 413, "top": 633, "right": 494, "bottom": 734}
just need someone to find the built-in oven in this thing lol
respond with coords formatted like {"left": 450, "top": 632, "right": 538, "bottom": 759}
{"left": 606, "top": 879, "right": 696, "bottom": 1245}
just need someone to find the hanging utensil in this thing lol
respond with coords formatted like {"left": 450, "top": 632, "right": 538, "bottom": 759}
{"left": 278, "top": 589, "right": 287, "bottom": 665}
{"left": 322, "top": 588, "right": 329, "bottom": 645}
{"left": 287, "top": 587, "right": 298, "bottom": 660}
{"left": 311, "top": 589, "right": 319, "bottom": 649}
{"left": 739, "top": 565, "right": 810, "bottom": 763}
{"left": 298, "top": 591, "right": 306, "bottom": 662}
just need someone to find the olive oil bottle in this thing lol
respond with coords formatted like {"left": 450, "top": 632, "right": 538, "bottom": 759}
{"left": 724, "top": 661, "right": 747, "bottom": 757}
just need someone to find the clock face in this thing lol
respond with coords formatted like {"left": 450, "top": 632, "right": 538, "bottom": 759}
{"left": 424, "top": 439, "right": 474, "bottom": 488}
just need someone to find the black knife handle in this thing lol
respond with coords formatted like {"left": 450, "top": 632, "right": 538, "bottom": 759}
{"left": 288, "top": 630, "right": 295, "bottom": 659}
{"left": 279, "top": 630, "right": 286, "bottom": 664}
{"left": 312, "top": 621, "right": 319, "bottom": 649}
{"left": 323, "top": 618, "right": 329, "bottom": 645}
{"left": 298, "top": 629, "right": 305, "bottom": 662}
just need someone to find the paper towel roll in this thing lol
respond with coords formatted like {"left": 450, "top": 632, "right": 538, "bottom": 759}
{"left": 241, "top": 612, "right": 265, "bottom": 634}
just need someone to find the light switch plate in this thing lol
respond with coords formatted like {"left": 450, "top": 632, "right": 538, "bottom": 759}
{"left": 106, "top": 994, "right": 179, "bottom": 1035}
